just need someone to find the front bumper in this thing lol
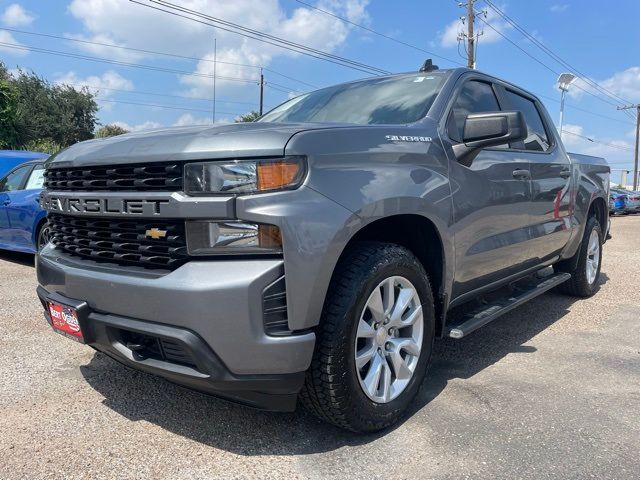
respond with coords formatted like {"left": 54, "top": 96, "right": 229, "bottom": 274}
{"left": 37, "top": 287, "right": 304, "bottom": 411}
{"left": 36, "top": 246, "right": 316, "bottom": 410}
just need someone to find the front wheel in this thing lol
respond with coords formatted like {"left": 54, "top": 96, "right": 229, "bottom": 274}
{"left": 555, "top": 216, "right": 602, "bottom": 297}
{"left": 300, "top": 242, "right": 435, "bottom": 433}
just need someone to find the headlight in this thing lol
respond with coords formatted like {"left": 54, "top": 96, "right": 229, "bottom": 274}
{"left": 186, "top": 220, "right": 282, "bottom": 255}
{"left": 184, "top": 156, "right": 306, "bottom": 195}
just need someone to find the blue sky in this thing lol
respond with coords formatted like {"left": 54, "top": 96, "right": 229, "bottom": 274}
{"left": 1, "top": 0, "right": 638, "bottom": 177}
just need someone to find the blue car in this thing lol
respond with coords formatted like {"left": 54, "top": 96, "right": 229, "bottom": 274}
{"left": 1, "top": 150, "right": 48, "bottom": 177}
{"left": 0, "top": 158, "right": 50, "bottom": 253}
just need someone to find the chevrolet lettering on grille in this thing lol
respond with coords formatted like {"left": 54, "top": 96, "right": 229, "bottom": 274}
{"left": 41, "top": 196, "right": 170, "bottom": 216}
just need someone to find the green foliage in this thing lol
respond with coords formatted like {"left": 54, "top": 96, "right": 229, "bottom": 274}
{"left": 235, "top": 110, "right": 261, "bottom": 122}
{"left": 0, "top": 63, "right": 98, "bottom": 150}
{"left": 23, "top": 138, "right": 62, "bottom": 155}
{"left": 95, "top": 124, "right": 130, "bottom": 138}
{"left": 0, "top": 78, "right": 25, "bottom": 149}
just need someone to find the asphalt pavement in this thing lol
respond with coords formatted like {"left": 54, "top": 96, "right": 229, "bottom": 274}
{"left": 0, "top": 216, "right": 638, "bottom": 479}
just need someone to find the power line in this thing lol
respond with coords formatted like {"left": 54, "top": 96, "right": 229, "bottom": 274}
{"left": 58, "top": 82, "right": 257, "bottom": 106}
{"left": 538, "top": 94, "right": 635, "bottom": 126}
{"left": 475, "top": 16, "right": 622, "bottom": 109}
{"left": 561, "top": 130, "right": 634, "bottom": 152}
{"left": 3, "top": 26, "right": 318, "bottom": 89}
{"left": 292, "top": 0, "right": 463, "bottom": 67}
{"left": 130, "top": 0, "right": 391, "bottom": 76}
{"left": 96, "top": 97, "right": 245, "bottom": 115}
{"left": 483, "top": 0, "right": 632, "bottom": 106}
{"left": 0, "top": 41, "right": 259, "bottom": 83}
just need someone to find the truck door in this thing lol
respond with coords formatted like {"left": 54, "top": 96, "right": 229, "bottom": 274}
{"left": 443, "top": 78, "right": 537, "bottom": 299}
{"left": 500, "top": 88, "right": 573, "bottom": 261}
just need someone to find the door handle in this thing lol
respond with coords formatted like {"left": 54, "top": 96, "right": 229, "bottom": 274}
{"left": 559, "top": 168, "right": 571, "bottom": 179}
{"left": 512, "top": 169, "right": 531, "bottom": 179}
{"left": 2, "top": 199, "right": 10, "bottom": 206}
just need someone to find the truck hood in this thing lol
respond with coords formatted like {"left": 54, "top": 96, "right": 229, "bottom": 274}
{"left": 48, "top": 122, "right": 340, "bottom": 167}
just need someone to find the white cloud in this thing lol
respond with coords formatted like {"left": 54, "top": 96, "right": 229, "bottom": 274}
{"left": 67, "top": 0, "right": 370, "bottom": 97}
{"left": 0, "top": 30, "right": 27, "bottom": 55}
{"left": 566, "top": 67, "right": 640, "bottom": 103}
{"left": 54, "top": 70, "right": 133, "bottom": 97}
{"left": 560, "top": 123, "right": 584, "bottom": 146}
{"left": 550, "top": 4, "right": 569, "bottom": 13}
{"left": 112, "top": 120, "right": 163, "bottom": 132}
{"left": 1, "top": 3, "right": 35, "bottom": 27}
{"left": 561, "top": 123, "right": 634, "bottom": 159}
{"left": 438, "top": 6, "right": 512, "bottom": 48}
{"left": 172, "top": 114, "right": 212, "bottom": 127}
{"left": 54, "top": 70, "right": 133, "bottom": 112}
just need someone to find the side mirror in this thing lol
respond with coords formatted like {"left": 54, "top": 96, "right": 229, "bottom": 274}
{"left": 453, "top": 111, "right": 527, "bottom": 166}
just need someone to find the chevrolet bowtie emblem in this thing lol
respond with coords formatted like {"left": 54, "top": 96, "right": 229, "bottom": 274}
{"left": 145, "top": 228, "right": 167, "bottom": 239}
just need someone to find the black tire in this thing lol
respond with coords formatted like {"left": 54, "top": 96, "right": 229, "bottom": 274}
{"left": 36, "top": 221, "right": 51, "bottom": 251}
{"left": 555, "top": 216, "right": 602, "bottom": 297}
{"left": 300, "top": 242, "right": 435, "bottom": 433}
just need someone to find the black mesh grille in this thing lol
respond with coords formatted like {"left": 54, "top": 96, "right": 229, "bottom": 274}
{"left": 44, "top": 162, "right": 183, "bottom": 191}
{"left": 48, "top": 213, "right": 187, "bottom": 270}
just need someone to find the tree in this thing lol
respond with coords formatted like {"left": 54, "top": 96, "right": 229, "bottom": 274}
{"left": 10, "top": 69, "right": 98, "bottom": 148}
{"left": 235, "top": 110, "right": 260, "bottom": 122}
{"left": 24, "top": 138, "right": 62, "bottom": 155}
{"left": 0, "top": 77, "right": 25, "bottom": 149}
{"left": 96, "top": 124, "right": 130, "bottom": 138}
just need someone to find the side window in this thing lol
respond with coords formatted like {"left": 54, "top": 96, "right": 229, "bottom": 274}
{"left": 0, "top": 165, "right": 31, "bottom": 192}
{"left": 448, "top": 80, "right": 501, "bottom": 142}
{"left": 24, "top": 165, "right": 45, "bottom": 190}
{"left": 504, "top": 90, "right": 550, "bottom": 152}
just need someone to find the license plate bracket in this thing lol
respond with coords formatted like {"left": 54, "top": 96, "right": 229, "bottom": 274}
{"left": 48, "top": 301, "right": 85, "bottom": 343}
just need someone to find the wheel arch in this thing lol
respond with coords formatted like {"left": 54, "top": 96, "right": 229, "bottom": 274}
{"left": 329, "top": 214, "right": 448, "bottom": 337}
{"left": 32, "top": 213, "right": 48, "bottom": 247}
{"left": 589, "top": 196, "right": 607, "bottom": 233}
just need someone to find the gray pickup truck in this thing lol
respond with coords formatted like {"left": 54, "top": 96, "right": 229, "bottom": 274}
{"left": 36, "top": 62, "right": 609, "bottom": 432}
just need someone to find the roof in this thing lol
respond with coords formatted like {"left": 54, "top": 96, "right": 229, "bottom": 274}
{"left": 0, "top": 150, "right": 49, "bottom": 160}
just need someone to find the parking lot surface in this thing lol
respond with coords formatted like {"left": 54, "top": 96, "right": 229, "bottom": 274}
{"left": 1, "top": 216, "right": 638, "bottom": 480}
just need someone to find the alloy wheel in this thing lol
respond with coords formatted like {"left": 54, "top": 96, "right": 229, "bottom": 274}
{"left": 354, "top": 276, "right": 424, "bottom": 403}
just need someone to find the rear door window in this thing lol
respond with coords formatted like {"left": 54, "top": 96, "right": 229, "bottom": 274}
{"left": 503, "top": 90, "right": 551, "bottom": 152}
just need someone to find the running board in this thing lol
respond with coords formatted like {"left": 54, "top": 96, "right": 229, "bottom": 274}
{"left": 446, "top": 272, "right": 571, "bottom": 339}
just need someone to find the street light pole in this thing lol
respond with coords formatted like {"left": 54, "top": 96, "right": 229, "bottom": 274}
{"left": 557, "top": 72, "right": 576, "bottom": 136}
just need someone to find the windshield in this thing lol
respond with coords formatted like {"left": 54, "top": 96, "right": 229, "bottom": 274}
{"left": 259, "top": 73, "right": 447, "bottom": 125}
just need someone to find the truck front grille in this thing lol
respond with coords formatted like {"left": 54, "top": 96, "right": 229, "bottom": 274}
{"left": 48, "top": 213, "right": 188, "bottom": 270}
{"left": 44, "top": 162, "right": 183, "bottom": 191}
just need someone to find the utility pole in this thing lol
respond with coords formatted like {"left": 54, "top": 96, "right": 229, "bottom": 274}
{"left": 259, "top": 68, "right": 264, "bottom": 116}
{"left": 618, "top": 104, "right": 640, "bottom": 190}
{"left": 457, "top": 1, "right": 484, "bottom": 68}
{"left": 466, "top": 0, "right": 475, "bottom": 69}
{"left": 212, "top": 37, "right": 217, "bottom": 124}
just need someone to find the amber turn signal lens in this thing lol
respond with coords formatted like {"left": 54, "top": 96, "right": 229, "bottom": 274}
{"left": 257, "top": 160, "right": 302, "bottom": 191}
{"left": 258, "top": 224, "right": 282, "bottom": 249}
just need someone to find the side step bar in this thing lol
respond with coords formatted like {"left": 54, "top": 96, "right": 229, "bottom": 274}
{"left": 446, "top": 272, "right": 571, "bottom": 339}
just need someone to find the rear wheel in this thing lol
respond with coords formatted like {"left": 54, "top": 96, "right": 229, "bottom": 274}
{"left": 555, "top": 216, "right": 602, "bottom": 297}
{"left": 300, "top": 242, "right": 435, "bottom": 432}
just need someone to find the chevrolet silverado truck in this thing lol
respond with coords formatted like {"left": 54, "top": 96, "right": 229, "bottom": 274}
{"left": 36, "top": 63, "right": 610, "bottom": 432}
